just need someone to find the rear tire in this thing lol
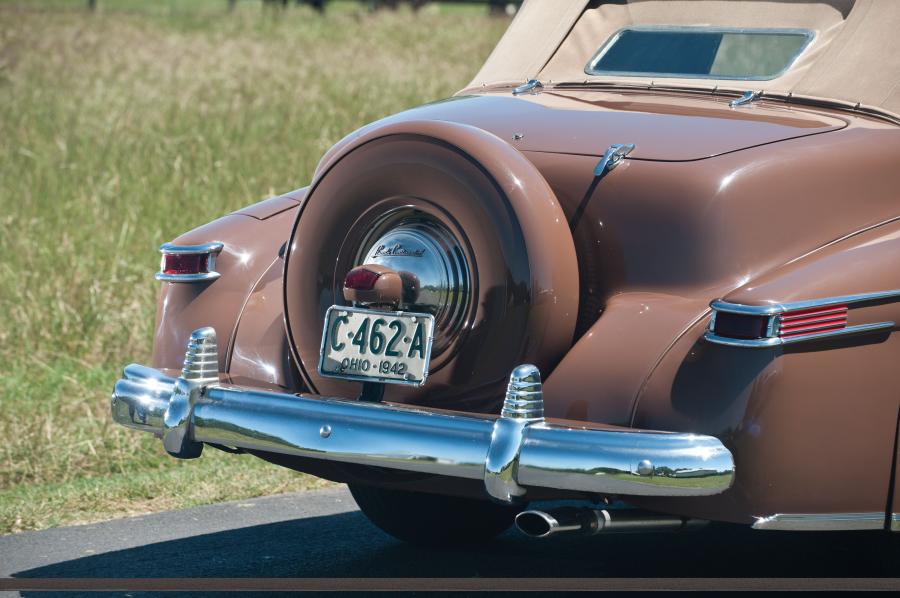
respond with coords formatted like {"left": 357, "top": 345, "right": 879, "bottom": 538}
{"left": 348, "top": 484, "right": 521, "bottom": 546}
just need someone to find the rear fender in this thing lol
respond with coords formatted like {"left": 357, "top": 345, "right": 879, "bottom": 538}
{"left": 630, "top": 220, "right": 900, "bottom": 523}
{"left": 152, "top": 190, "right": 305, "bottom": 372}
{"left": 542, "top": 292, "right": 711, "bottom": 425}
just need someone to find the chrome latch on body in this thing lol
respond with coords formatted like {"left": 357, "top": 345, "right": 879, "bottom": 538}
{"left": 594, "top": 143, "right": 635, "bottom": 176}
{"left": 730, "top": 90, "right": 761, "bottom": 108}
{"left": 484, "top": 364, "right": 544, "bottom": 503}
{"left": 162, "top": 327, "right": 219, "bottom": 459}
{"left": 512, "top": 79, "right": 544, "bottom": 96}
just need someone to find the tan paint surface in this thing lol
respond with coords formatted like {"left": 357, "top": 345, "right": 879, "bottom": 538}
{"left": 151, "top": 89, "right": 900, "bottom": 522}
{"left": 153, "top": 209, "right": 299, "bottom": 373}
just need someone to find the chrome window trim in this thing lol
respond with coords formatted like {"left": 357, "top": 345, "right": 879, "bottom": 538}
{"left": 584, "top": 26, "right": 815, "bottom": 81}
{"left": 892, "top": 513, "right": 900, "bottom": 533}
{"left": 753, "top": 512, "right": 885, "bottom": 531}
{"left": 155, "top": 241, "right": 224, "bottom": 283}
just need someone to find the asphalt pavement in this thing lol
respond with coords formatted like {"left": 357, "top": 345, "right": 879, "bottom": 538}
{"left": 1, "top": 485, "right": 899, "bottom": 593}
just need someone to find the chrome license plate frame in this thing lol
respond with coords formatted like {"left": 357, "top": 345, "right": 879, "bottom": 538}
{"left": 317, "top": 305, "right": 435, "bottom": 386}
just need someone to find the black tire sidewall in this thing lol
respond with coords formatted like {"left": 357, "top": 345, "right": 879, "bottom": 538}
{"left": 348, "top": 483, "right": 522, "bottom": 546}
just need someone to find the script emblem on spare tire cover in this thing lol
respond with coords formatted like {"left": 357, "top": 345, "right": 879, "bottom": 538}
{"left": 373, "top": 243, "right": 426, "bottom": 258}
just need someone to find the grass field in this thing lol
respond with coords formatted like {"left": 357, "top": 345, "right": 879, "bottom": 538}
{"left": 0, "top": 0, "right": 507, "bottom": 534}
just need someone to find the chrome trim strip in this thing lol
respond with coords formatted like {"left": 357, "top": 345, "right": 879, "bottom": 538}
{"left": 779, "top": 320, "right": 847, "bottom": 335}
{"left": 711, "top": 289, "right": 900, "bottom": 316}
{"left": 705, "top": 322, "right": 895, "bottom": 348}
{"left": 710, "top": 301, "right": 783, "bottom": 316}
{"left": 892, "top": 514, "right": 899, "bottom": 533}
{"left": 703, "top": 332, "right": 782, "bottom": 348}
{"left": 112, "top": 329, "right": 736, "bottom": 503}
{"left": 779, "top": 322, "right": 896, "bottom": 343}
{"left": 155, "top": 241, "right": 224, "bottom": 283}
{"left": 753, "top": 512, "right": 885, "bottom": 531}
{"left": 158, "top": 241, "right": 224, "bottom": 255}
{"left": 155, "top": 272, "right": 220, "bottom": 282}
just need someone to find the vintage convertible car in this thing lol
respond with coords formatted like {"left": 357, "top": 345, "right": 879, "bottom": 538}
{"left": 112, "top": 0, "right": 900, "bottom": 544}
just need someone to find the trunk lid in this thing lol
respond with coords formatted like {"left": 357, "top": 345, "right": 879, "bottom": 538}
{"left": 399, "top": 89, "right": 847, "bottom": 161}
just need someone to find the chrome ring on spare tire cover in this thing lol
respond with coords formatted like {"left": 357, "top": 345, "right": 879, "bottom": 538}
{"left": 352, "top": 208, "right": 471, "bottom": 357}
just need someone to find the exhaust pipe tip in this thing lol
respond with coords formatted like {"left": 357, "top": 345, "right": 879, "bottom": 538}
{"left": 515, "top": 507, "right": 605, "bottom": 538}
{"left": 515, "top": 506, "right": 706, "bottom": 539}
{"left": 515, "top": 510, "right": 559, "bottom": 539}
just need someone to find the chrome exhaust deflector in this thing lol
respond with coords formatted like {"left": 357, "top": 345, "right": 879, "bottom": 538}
{"left": 515, "top": 507, "right": 706, "bottom": 538}
{"left": 111, "top": 327, "right": 736, "bottom": 504}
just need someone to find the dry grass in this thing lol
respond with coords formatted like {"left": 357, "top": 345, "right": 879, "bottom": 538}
{"left": 0, "top": 0, "right": 507, "bottom": 533}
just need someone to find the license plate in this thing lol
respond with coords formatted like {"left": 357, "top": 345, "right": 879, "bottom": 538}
{"left": 318, "top": 305, "right": 435, "bottom": 386}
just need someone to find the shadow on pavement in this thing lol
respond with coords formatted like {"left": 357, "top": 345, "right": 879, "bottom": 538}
{"left": 14, "top": 508, "right": 900, "bottom": 580}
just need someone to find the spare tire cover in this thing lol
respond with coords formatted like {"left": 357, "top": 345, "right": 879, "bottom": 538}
{"left": 284, "top": 120, "right": 578, "bottom": 412}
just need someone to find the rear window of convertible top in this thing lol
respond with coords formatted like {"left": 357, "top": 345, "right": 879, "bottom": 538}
{"left": 585, "top": 27, "right": 813, "bottom": 81}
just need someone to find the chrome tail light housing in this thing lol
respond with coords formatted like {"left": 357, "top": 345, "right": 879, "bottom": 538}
{"left": 156, "top": 241, "right": 224, "bottom": 283}
{"left": 705, "top": 291, "right": 899, "bottom": 348}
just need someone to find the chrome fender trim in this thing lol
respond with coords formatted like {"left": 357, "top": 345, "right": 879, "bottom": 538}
{"left": 752, "top": 512, "right": 887, "bottom": 531}
{"left": 112, "top": 328, "right": 735, "bottom": 503}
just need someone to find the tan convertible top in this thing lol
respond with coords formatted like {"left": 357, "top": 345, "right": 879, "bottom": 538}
{"left": 468, "top": 0, "right": 900, "bottom": 119}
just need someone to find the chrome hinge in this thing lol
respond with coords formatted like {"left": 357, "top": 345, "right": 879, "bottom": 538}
{"left": 594, "top": 143, "right": 635, "bottom": 176}
{"left": 512, "top": 79, "right": 544, "bottom": 96}
{"left": 730, "top": 90, "right": 761, "bottom": 108}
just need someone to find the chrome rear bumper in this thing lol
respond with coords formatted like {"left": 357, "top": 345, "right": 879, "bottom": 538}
{"left": 112, "top": 327, "right": 735, "bottom": 503}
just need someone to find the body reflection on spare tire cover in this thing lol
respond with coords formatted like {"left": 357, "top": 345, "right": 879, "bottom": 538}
{"left": 283, "top": 122, "right": 578, "bottom": 412}
{"left": 354, "top": 211, "right": 471, "bottom": 358}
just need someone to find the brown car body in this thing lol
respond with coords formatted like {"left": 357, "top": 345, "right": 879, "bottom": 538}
{"left": 121, "top": 0, "right": 900, "bottom": 534}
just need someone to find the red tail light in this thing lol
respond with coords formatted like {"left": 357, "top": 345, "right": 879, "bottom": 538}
{"left": 344, "top": 267, "right": 382, "bottom": 291}
{"left": 778, "top": 304, "right": 848, "bottom": 338}
{"left": 156, "top": 242, "right": 224, "bottom": 282}
{"left": 162, "top": 253, "right": 209, "bottom": 276}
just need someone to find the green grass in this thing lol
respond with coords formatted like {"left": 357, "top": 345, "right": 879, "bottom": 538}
{"left": 0, "top": 0, "right": 507, "bottom": 534}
